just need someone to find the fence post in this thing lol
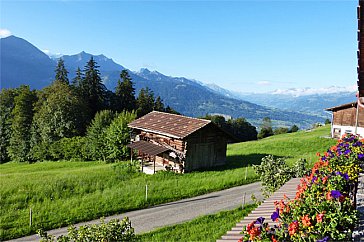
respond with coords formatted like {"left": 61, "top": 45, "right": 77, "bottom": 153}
{"left": 145, "top": 184, "right": 148, "bottom": 202}
{"left": 29, "top": 208, "right": 32, "bottom": 227}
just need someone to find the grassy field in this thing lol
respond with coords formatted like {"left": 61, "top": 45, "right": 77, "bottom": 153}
{"left": 227, "top": 125, "right": 335, "bottom": 168}
{"left": 0, "top": 126, "right": 336, "bottom": 240}
{"left": 136, "top": 204, "right": 257, "bottom": 242}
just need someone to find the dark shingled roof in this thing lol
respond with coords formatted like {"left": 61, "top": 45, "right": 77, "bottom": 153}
{"left": 127, "top": 140, "right": 169, "bottom": 156}
{"left": 128, "top": 111, "right": 211, "bottom": 139}
{"left": 325, "top": 102, "right": 357, "bottom": 111}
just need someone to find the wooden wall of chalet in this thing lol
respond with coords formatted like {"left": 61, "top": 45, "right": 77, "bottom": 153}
{"left": 184, "top": 124, "right": 227, "bottom": 172}
{"left": 139, "top": 131, "right": 185, "bottom": 152}
{"left": 332, "top": 105, "right": 364, "bottom": 127}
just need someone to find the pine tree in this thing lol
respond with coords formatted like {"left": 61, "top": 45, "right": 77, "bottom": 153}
{"left": 8, "top": 85, "right": 37, "bottom": 162}
{"left": 55, "top": 58, "right": 69, "bottom": 84}
{"left": 79, "top": 57, "right": 107, "bottom": 119}
{"left": 136, "top": 87, "right": 155, "bottom": 117}
{"left": 115, "top": 70, "right": 136, "bottom": 112}
{"left": 154, "top": 96, "right": 164, "bottom": 111}
{"left": 72, "top": 67, "right": 83, "bottom": 87}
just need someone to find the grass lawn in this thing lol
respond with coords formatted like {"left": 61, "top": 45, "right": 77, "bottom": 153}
{"left": 136, "top": 204, "right": 257, "bottom": 242}
{"left": 227, "top": 125, "right": 336, "bottom": 168}
{"left": 0, "top": 126, "right": 335, "bottom": 240}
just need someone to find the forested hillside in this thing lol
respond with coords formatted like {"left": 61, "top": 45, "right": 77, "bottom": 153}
{"left": 0, "top": 35, "right": 325, "bottom": 128}
{"left": 0, "top": 58, "right": 260, "bottom": 163}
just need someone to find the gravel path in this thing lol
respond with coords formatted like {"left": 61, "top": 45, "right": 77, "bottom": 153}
{"left": 8, "top": 182, "right": 262, "bottom": 242}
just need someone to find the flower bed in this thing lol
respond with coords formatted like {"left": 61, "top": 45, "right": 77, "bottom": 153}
{"left": 240, "top": 134, "right": 364, "bottom": 242}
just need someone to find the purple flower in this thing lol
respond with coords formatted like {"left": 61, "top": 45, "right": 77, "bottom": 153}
{"left": 335, "top": 171, "right": 349, "bottom": 180}
{"left": 331, "top": 190, "right": 342, "bottom": 199}
{"left": 316, "top": 236, "right": 330, "bottom": 242}
{"left": 353, "top": 141, "right": 362, "bottom": 147}
{"left": 312, "top": 176, "right": 317, "bottom": 183}
{"left": 343, "top": 173, "right": 349, "bottom": 181}
{"left": 255, "top": 216, "right": 265, "bottom": 225}
{"left": 344, "top": 149, "right": 350, "bottom": 155}
{"left": 271, "top": 209, "right": 279, "bottom": 221}
{"left": 359, "top": 154, "right": 364, "bottom": 160}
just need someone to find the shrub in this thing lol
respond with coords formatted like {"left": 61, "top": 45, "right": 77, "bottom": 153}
{"left": 112, "top": 161, "right": 140, "bottom": 181}
{"left": 54, "top": 136, "right": 88, "bottom": 161}
{"left": 86, "top": 110, "right": 116, "bottom": 162}
{"left": 253, "top": 155, "right": 293, "bottom": 197}
{"left": 38, "top": 217, "right": 135, "bottom": 242}
{"left": 105, "top": 111, "right": 136, "bottom": 162}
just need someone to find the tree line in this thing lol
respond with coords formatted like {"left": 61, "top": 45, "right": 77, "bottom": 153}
{"left": 0, "top": 58, "right": 177, "bottom": 163}
{"left": 201, "top": 114, "right": 258, "bottom": 142}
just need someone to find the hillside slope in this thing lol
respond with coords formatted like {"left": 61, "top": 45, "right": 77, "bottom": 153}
{"left": 0, "top": 35, "right": 325, "bottom": 128}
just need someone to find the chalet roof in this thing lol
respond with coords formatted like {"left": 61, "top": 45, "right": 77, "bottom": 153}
{"left": 127, "top": 140, "right": 169, "bottom": 156}
{"left": 325, "top": 102, "right": 357, "bottom": 111}
{"left": 128, "top": 111, "right": 211, "bottom": 139}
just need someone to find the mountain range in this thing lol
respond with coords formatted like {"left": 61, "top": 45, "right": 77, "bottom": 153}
{"left": 1, "top": 35, "right": 354, "bottom": 128}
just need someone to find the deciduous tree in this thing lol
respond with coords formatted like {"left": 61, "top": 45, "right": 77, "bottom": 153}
{"left": 0, "top": 88, "right": 17, "bottom": 163}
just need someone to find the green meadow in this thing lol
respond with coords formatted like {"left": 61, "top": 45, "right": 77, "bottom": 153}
{"left": 0, "top": 126, "right": 336, "bottom": 240}
{"left": 136, "top": 204, "right": 257, "bottom": 242}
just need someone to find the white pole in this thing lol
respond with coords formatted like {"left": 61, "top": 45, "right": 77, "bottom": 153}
{"left": 29, "top": 208, "right": 32, "bottom": 227}
{"left": 145, "top": 184, "right": 148, "bottom": 201}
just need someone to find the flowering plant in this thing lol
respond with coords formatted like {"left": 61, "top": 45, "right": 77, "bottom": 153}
{"left": 240, "top": 134, "right": 364, "bottom": 241}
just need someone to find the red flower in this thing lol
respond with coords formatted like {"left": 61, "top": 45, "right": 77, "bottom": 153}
{"left": 246, "top": 222, "right": 254, "bottom": 232}
{"left": 271, "top": 235, "right": 278, "bottom": 242}
{"left": 326, "top": 191, "right": 332, "bottom": 200}
{"left": 301, "top": 215, "right": 311, "bottom": 227}
{"left": 316, "top": 213, "right": 325, "bottom": 223}
{"left": 248, "top": 226, "right": 261, "bottom": 240}
{"left": 288, "top": 221, "right": 299, "bottom": 235}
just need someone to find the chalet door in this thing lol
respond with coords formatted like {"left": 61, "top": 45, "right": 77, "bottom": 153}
{"left": 197, "top": 143, "right": 214, "bottom": 168}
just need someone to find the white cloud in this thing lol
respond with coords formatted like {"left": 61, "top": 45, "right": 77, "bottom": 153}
{"left": 257, "top": 80, "right": 271, "bottom": 86}
{"left": 272, "top": 85, "right": 357, "bottom": 96}
{"left": 42, "top": 49, "right": 62, "bottom": 58}
{"left": 42, "top": 49, "right": 51, "bottom": 55}
{"left": 0, "top": 29, "right": 12, "bottom": 38}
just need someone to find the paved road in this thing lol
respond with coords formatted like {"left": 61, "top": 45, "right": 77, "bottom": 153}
{"left": 9, "top": 182, "right": 262, "bottom": 242}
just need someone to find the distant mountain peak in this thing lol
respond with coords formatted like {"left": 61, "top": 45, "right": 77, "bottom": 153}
{"left": 139, "top": 68, "right": 151, "bottom": 74}
{"left": 138, "top": 68, "right": 161, "bottom": 75}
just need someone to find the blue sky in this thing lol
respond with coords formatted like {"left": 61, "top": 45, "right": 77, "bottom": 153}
{"left": 0, "top": 0, "right": 358, "bottom": 93}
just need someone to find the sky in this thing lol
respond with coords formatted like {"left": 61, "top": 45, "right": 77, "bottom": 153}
{"left": 0, "top": 0, "right": 359, "bottom": 93}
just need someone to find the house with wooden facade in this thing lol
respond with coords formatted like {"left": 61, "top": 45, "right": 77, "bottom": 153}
{"left": 127, "top": 111, "right": 230, "bottom": 173}
{"left": 325, "top": 102, "right": 364, "bottom": 139}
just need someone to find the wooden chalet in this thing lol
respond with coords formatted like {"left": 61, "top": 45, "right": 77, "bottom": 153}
{"left": 127, "top": 111, "right": 230, "bottom": 173}
{"left": 326, "top": 102, "right": 364, "bottom": 139}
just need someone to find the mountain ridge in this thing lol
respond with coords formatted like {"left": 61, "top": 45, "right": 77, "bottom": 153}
{"left": 1, "top": 35, "right": 331, "bottom": 128}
